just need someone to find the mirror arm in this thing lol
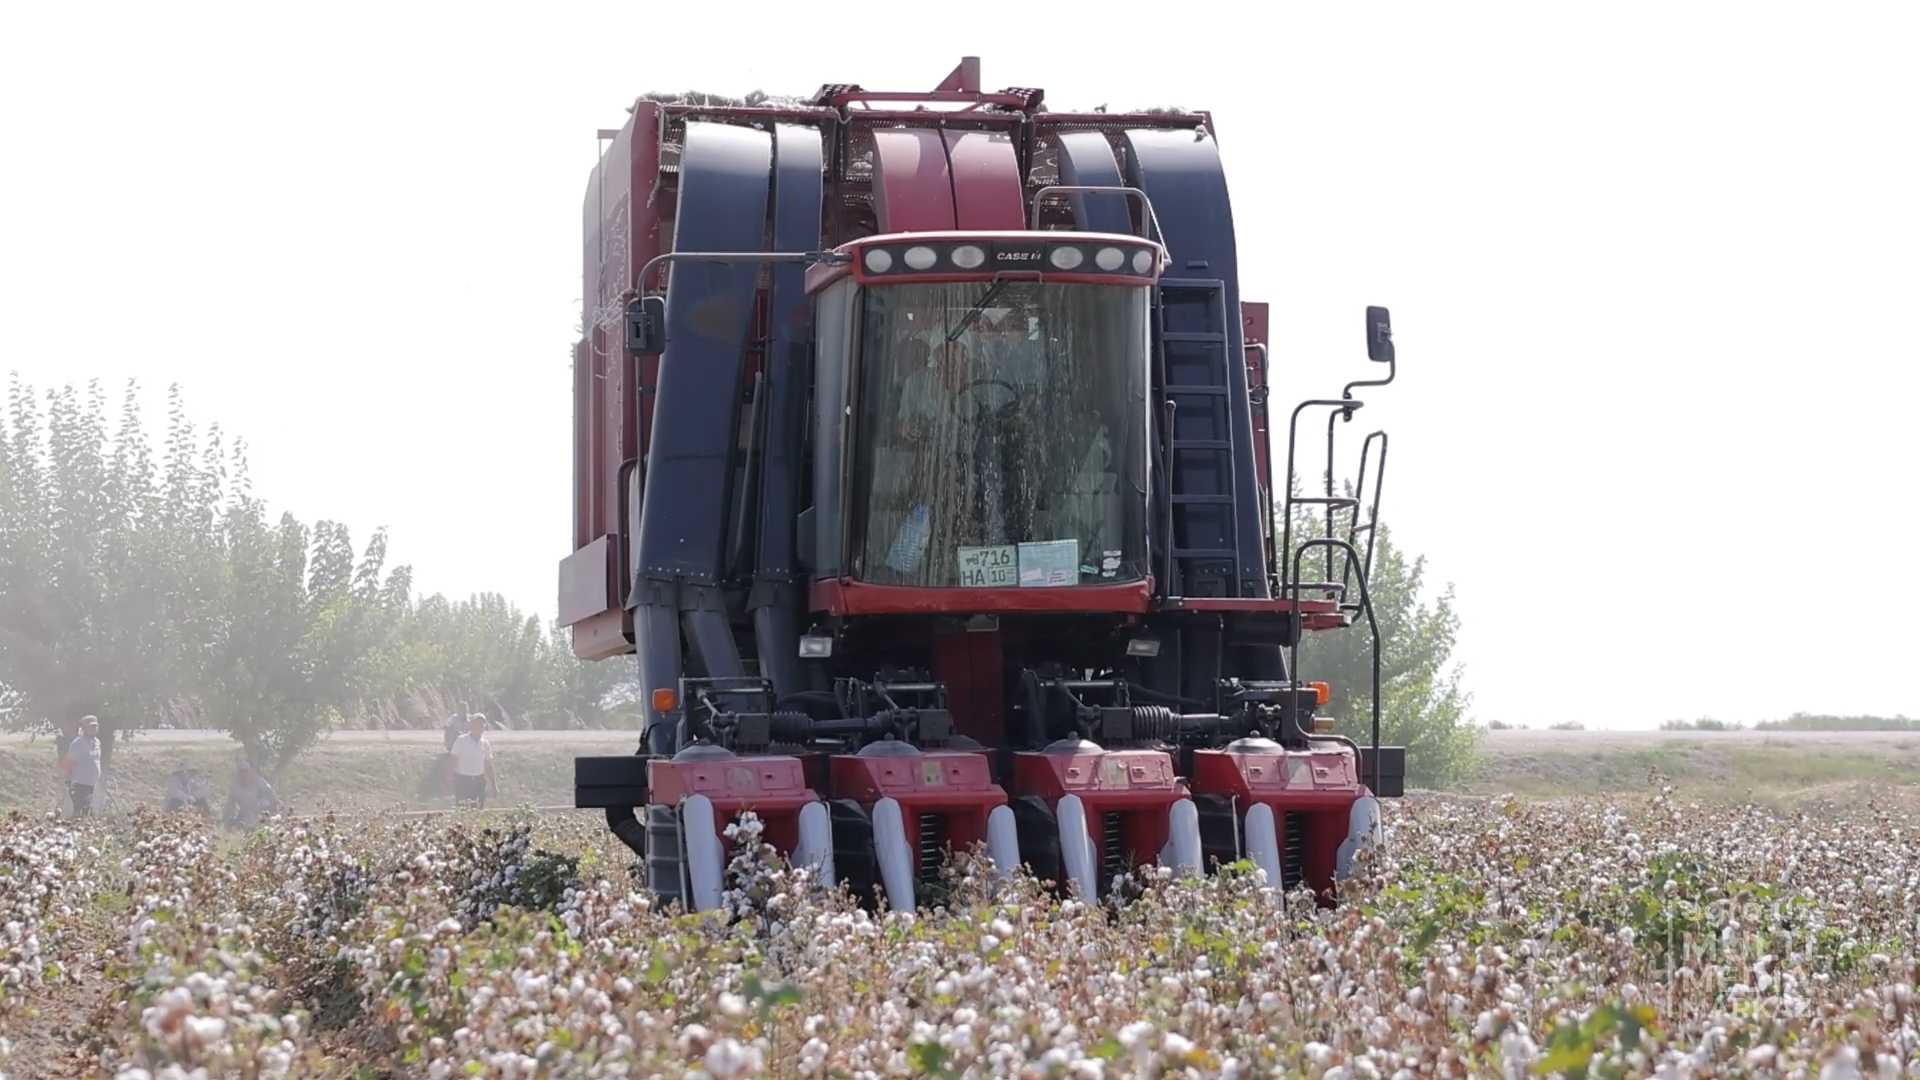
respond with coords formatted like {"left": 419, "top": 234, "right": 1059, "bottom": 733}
{"left": 1341, "top": 355, "right": 1395, "bottom": 405}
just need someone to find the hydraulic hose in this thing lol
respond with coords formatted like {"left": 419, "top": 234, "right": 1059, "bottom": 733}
{"left": 1124, "top": 681, "right": 1207, "bottom": 708}
{"left": 775, "top": 691, "right": 844, "bottom": 719}
{"left": 1022, "top": 671, "right": 1050, "bottom": 749}
{"left": 606, "top": 806, "right": 647, "bottom": 859}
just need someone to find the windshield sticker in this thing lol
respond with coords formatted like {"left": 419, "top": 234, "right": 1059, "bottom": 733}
{"left": 1018, "top": 540, "right": 1079, "bottom": 587}
{"left": 883, "top": 504, "right": 931, "bottom": 573}
{"left": 957, "top": 545, "right": 1018, "bottom": 588}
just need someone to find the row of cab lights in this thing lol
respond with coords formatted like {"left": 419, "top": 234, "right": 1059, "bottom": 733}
{"left": 862, "top": 242, "right": 1157, "bottom": 276}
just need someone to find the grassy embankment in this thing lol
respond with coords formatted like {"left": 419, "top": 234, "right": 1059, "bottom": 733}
{"left": 5, "top": 726, "right": 1917, "bottom": 816}
{"left": 0, "top": 730, "right": 636, "bottom": 817}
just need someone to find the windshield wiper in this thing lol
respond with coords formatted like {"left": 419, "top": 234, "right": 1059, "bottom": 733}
{"left": 946, "top": 276, "right": 1010, "bottom": 343}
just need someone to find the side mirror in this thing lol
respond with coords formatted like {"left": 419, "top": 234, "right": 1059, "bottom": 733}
{"left": 626, "top": 295, "right": 667, "bottom": 356}
{"left": 1366, "top": 305, "right": 1393, "bottom": 364}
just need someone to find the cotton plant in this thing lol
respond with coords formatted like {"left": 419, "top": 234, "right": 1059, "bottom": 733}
{"left": 1, "top": 788, "right": 1917, "bottom": 1079}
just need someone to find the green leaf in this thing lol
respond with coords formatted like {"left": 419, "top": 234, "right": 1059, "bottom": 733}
{"left": 906, "top": 1040, "right": 948, "bottom": 1074}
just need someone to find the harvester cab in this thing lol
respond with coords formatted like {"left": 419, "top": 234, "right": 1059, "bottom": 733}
{"left": 565, "top": 59, "right": 1407, "bottom": 913}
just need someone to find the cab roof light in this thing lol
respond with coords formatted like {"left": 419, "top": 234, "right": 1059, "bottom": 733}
{"left": 854, "top": 238, "right": 1159, "bottom": 277}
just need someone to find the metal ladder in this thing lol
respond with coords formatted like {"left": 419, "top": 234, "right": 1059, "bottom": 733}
{"left": 1155, "top": 278, "right": 1243, "bottom": 599}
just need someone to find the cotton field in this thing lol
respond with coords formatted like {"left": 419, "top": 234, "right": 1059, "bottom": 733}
{"left": 1, "top": 787, "right": 1916, "bottom": 1080}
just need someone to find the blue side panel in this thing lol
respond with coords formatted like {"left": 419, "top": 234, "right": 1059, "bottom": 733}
{"left": 755, "top": 125, "right": 823, "bottom": 582}
{"left": 749, "top": 123, "right": 824, "bottom": 697}
{"left": 1054, "top": 131, "right": 1132, "bottom": 235}
{"left": 1122, "top": 128, "right": 1269, "bottom": 598}
{"left": 633, "top": 122, "right": 774, "bottom": 589}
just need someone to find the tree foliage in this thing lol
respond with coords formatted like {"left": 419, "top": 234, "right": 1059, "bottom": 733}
{"left": 1284, "top": 506, "right": 1481, "bottom": 789}
{"left": 0, "top": 377, "right": 630, "bottom": 775}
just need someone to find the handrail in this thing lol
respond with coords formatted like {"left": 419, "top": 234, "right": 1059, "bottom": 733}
{"left": 1245, "top": 341, "right": 1279, "bottom": 591}
{"left": 1339, "top": 431, "right": 1389, "bottom": 610}
{"left": 634, "top": 248, "right": 851, "bottom": 296}
{"left": 613, "top": 457, "right": 641, "bottom": 607}
{"left": 1287, "top": 538, "right": 1381, "bottom": 794}
{"left": 1027, "top": 185, "right": 1166, "bottom": 245}
{"left": 1279, "top": 398, "right": 1363, "bottom": 600}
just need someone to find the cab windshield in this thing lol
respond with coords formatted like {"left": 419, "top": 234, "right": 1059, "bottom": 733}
{"left": 849, "top": 279, "right": 1149, "bottom": 589}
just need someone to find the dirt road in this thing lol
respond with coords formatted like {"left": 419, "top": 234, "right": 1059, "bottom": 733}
{"left": 0, "top": 726, "right": 636, "bottom": 747}
{"left": 1479, "top": 727, "right": 1920, "bottom": 753}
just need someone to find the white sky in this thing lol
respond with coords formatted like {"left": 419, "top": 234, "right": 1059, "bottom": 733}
{"left": 3, "top": 2, "right": 1915, "bottom": 730}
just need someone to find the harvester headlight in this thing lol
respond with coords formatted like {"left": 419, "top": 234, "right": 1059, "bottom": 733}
{"left": 951, "top": 244, "right": 986, "bottom": 269}
{"left": 1049, "top": 246, "right": 1085, "bottom": 270}
{"left": 798, "top": 635, "right": 834, "bottom": 658}
{"left": 903, "top": 245, "right": 937, "bottom": 270}
{"left": 1132, "top": 249, "right": 1154, "bottom": 274}
{"left": 864, "top": 248, "right": 894, "bottom": 274}
{"left": 1095, "top": 246, "right": 1125, "bottom": 271}
{"left": 1125, "top": 637, "right": 1161, "bottom": 658}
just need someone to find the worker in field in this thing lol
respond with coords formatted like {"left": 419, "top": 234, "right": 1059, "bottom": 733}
{"left": 56, "top": 716, "right": 103, "bottom": 818}
{"left": 449, "top": 711, "right": 498, "bottom": 809}
{"left": 164, "top": 762, "right": 212, "bottom": 817}
{"left": 443, "top": 701, "right": 470, "bottom": 752}
{"left": 223, "top": 760, "right": 281, "bottom": 828}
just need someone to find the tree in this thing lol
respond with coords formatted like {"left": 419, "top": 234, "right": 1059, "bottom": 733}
{"left": 193, "top": 502, "right": 410, "bottom": 775}
{"left": 0, "top": 378, "right": 184, "bottom": 764}
{"left": 1, "top": 377, "right": 413, "bottom": 775}
{"left": 536, "top": 618, "right": 633, "bottom": 730}
{"left": 1285, "top": 511, "right": 1481, "bottom": 789}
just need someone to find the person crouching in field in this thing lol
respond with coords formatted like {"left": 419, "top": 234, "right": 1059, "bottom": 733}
{"left": 164, "top": 762, "right": 213, "bottom": 817}
{"left": 223, "top": 760, "right": 281, "bottom": 828}
{"left": 57, "top": 716, "right": 102, "bottom": 818}
{"left": 450, "top": 712, "right": 498, "bottom": 809}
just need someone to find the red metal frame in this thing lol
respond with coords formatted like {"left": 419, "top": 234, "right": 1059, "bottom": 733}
{"left": 1187, "top": 746, "right": 1367, "bottom": 898}
{"left": 647, "top": 754, "right": 821, "bottom": 854}
{"left": 830, "top": 751, "right": 1008, "bottom": 873}
{"left": 933, "top": 630, "right": 1006, "bottom": 748}
{"left": 810, "top": 578, "right": 1155, "bottom": 616}
{"left": 1011, "top": 748, "right": 1190, "bottom": 879}
{"left": 1157, "top": 595, "right": 1351, "bottom": 631}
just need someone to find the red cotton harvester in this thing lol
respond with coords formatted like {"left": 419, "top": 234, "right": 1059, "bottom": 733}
{"left": 564, "top": 59, "right": 1407, "bottom": 913}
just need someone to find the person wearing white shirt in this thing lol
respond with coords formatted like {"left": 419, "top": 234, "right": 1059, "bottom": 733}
{"left": 58, "top": 716, "right": 102, "bottom": 818}
{"left": 449, "top": 713, "right": 498, "bottom": 808}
